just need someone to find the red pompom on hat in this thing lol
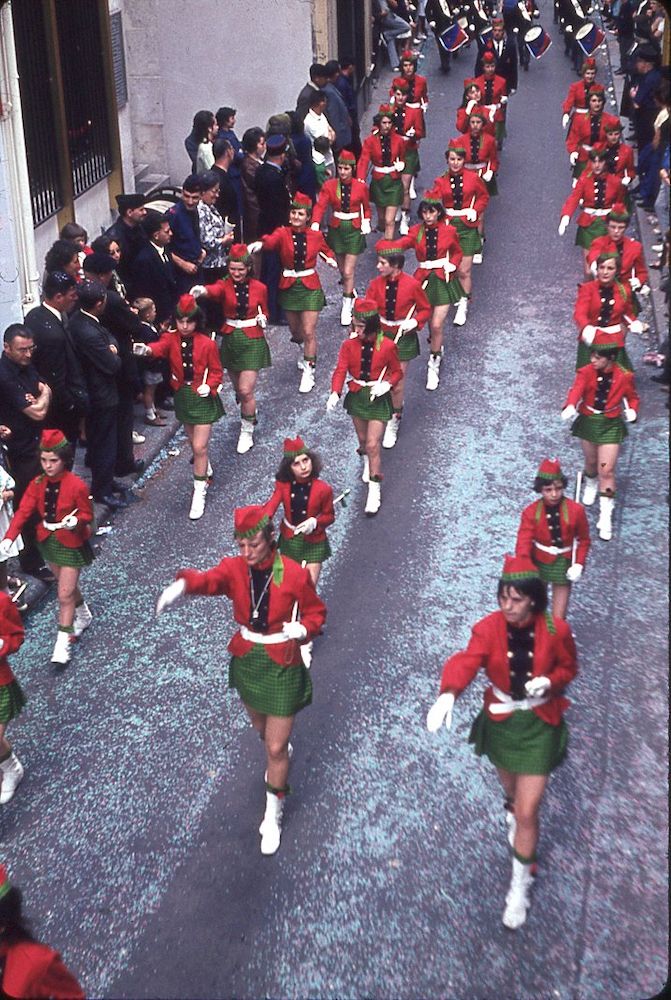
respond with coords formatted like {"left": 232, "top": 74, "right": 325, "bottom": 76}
{"left": 500, "top": 554, "right": 540, "bottom": 583}
{"left": 290, "top": 191, "right": 312, "bottom": 211}
{"left": 482, "top": 51, "right": 496, "bottom": 64}
{"left": 421, "top": 188, "right": 443, "bottom": 206}
{"left": 283, "top": 436, "right": 307, "bottom": 457}
{"left": 582, "top": 57, "right": 597, "bottom": 70}
{"left": 447, "top": 139, "right": 467, "bottom": 155}
{"left": 590, "top": 329, "right": 620, "bottom": 352}
{"left": 400, "top": 49, "right": 418, "bottom": 62}
{"left": 537, "top": 457, "right": 564, "bottom": 481}
{"left": 391, "top": 76, "right": 410, "bottom": 92}
{"left": 176, "top": 293, "right": 199, "bottom": 318}
{"left": 39, "top": 429, "right": 69, "bottom": 452}
{"left": 587, "top": 83, "right": 605, "bottom": 95}
{"left": 352, "top": 297, "right": 379, "bottom": 320}
{"left": 337, "top": 150, "right": 356, "bottom": 165}
{"left": 233, "top": 504, "right": 270, "bottom": 539}
{"left": 608, "top": 202, "right": 630, "bottom": 221}
{"left": 229, "top": 243, "right": 251, "bottom": 263}
{"left": 375, "top": 238, "right": 405, "bottom": 256}
{"left": 377, "top": 103, "right": 395, "bottom": 117}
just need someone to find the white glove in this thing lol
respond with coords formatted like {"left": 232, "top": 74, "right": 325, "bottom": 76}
{"left": 406, "top": 126, "right": 416, "bottom": 137}
{"left": 196, "top": 383, "right": 211, "bottom": 397}
{"left": 558, "top": 215, "right": 570, "bottom": 236}
{"left": 590, "top": 260, "right": 598, "bottom": 277}
{"left": 132, "top": 342, "right": 150, "bottom": 356}
{"left": 562, "top": 113, "right": 570, "bottom": 129}
{"left": 246, "top": 240, "right": 262, "bottom": 254}
{"left": 628, "top": 319, "right": 643, "bottom": 335}
{"left": 561, "top": 404, "right": 577, "bottom": 421}
{"left": 282, "top": 621, "right": 308, "bottom": 641}
{"left": 525, "top": 676, "right": 551, "bottom": 698}
{"left": 0, "top": 538, "right": 13, "bottom": 558}
{"left": 444, "top": 208, "right": 457, "bottom": 217}
{"left": 323, "top": 256, "right": 338, "bottom": 269}
{"left": 510, "top": 88, "right": 517, "bottom": 96}
{"left": 393, "top": 159, "right": 405, "bottom": 173}
{"left": 156, "top": 578, "right": 186, "bottom": 616}
{"left": 256, "top": 312, "right": 268, "bottom": 329}
{"left": 369, "top": 379, "right": 392, "bottom": 399}
{"left": 62, "top": 514, "right": 78, "bottom": 530}
{"left": 565, "top": 564, "right": 583, "bottom": 583}
{"left": 639, "top": 283, "right": 651, "bottom": 297}
{"left": 420, "top": 100, "right": 428, "bottom": 112}
{"left": 360, "top": 218, "right": 372, "bottom": 235}
{"left": 581, "top": 324, "right": 597, "bottom": 345}
{"left": 569, "top": 151, "right": 579, "bottom": 166}
{"left": 621, "top": 174, "right": 632, "bottom": 187}
{"left": 624, "top": 406, "right": 637, "bottom": 423}
{"left": 482, "top": 169, "right": 493, "bottom": 183}
{"left": 500, "top": 95, "right": 508, "bottom": 105}
{"left": 294, "top": 517, "right": 318, "bottom": 536}
{"left": 464, "top": 207, "right": 477, "bottom": 223}
{"left": 189, "top": 284, "right": 207, "bottom": 298}
{"left": 426, "top": 692, "right": 455, "bottom": 732}
{"left": 326, "top": 391, "right": 340, "bottom": 412}
{"left": 310, "top": 222, "right": 320, "bottom": 231}
{"left": 466, "top": 99, "right": 477, "bottom": 114}
{"left": 629, "top": 276, "right": 641, "bottom": 291}
{"left": 398, "top": 317, "right": 418, "bottom": 334}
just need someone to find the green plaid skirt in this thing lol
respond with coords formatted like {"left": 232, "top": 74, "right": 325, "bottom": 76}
{"left": 575, "top": 342, "right": 632, "bottom": 371}
{"left": 575, "top": 218, "right": 608, "bottom": 249}
{"left": 174, "top": 385, "right": 225, "bottom": 425}
{"left": 453, "top": 219, "right": 482, "bottom": 257}
{"left": 280, "top": 279, "right": 326, "bottom": 312}
{"left": 402, "top": 148, "right": 420, "bottom": 176}
{"left": 571, "top": 413, "right": 627, "bottom": 444}
{"left": 344, "top": 386, "right": 393, "bottom": 421}
{"left": 370, "top": 175, "right": 403, "bottom": 208}
{"left": 38, "top": 536, "right": 93, "bottom": 568}
{"left": 423, "top": 271, "right": 464, "bottom": 306}
{"left": 327, "top": 220, "right": 366, "bottom": 256}
{"left": 536, "top": 555, "right": 572, "bottom": 585}
{"left": 229, "top": 644, "right": 312, "bottom": 717}
{"left": 219, "top": 329, "right": 271, "bottom": 373}
{"left": 279, "top": 532, "right": 332, "bottom": 564}
{"left": 0, "top": 679, "right": 26, "bottom": 724}
{"left": 469, "top": 708, "right": 568, "bottom": 775}
{"left": 382, "top": 328, "right": 419, "bottom": 361}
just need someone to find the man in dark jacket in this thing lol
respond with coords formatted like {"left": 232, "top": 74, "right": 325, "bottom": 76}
{"left": 255, "top": 134, "right": 291, "bottom": 324}
{"left": 296, "top": 63, "right": 329, "bottom": 122}
{"left": 130, "top": 212, "right": 178, "bottom": 324}
{"left": 24, "top": 271, "right": 89, "bottom": 446}
{"left": 105, "top": 193, "right": 148, "bottom": 297}
{"left": 475, "top": 18, "right": 518, "bottom": 93}
{"left": 69, "top": 281, "right": 123, "bottom": 507}
{"left": 165, "top": 176, "right": 206, "bottom": 294}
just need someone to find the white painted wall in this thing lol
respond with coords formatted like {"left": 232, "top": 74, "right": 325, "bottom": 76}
{"left": 0, "top": 127, "right": 24, "bottom": 330}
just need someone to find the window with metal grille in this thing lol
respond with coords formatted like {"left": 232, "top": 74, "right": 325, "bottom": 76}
{"left": 12, "top": 1, "right": 63, "bottom": 225}
{"left": 55, "top": 0, "right": 112, "bottom": 197}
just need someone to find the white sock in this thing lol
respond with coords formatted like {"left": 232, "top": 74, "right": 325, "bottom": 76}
{"left": 145, "top": 406, "right": 156, "bottom": 420}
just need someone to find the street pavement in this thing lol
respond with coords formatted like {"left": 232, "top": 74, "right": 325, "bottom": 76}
{"left": 2, "top": 18, "right": 668, "bottom": 1000}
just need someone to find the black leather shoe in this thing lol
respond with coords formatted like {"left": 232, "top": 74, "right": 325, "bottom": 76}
{"left": 115, "top": 459, "right": 145, "bottom": 476}
{"left": 100, "top": 494, "right": 130, "bottom": 510}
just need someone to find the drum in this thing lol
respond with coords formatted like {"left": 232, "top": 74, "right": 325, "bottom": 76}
{"left": 524, "top": 25, "right": 552, "bottom": 59}
{"left": 438, "top": 21, "right": 470, "bottom": 52}
{"left": 576, "top": 21, "right": 605, "bottom": 56}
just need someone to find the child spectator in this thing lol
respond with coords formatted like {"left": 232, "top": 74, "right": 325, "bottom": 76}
{"left": 313, "top": 135, "right": 334, "bottom": 190}
{"left": 132, "top": 298, "right": 167, "bottom": 427}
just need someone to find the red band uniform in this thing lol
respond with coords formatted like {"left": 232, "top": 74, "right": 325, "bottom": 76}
{"left": 365, "top": 269, "right": 431, "bottom": 362}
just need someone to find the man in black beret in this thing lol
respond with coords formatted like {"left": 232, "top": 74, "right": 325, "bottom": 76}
{"left": 105, "top": 193, "right": 148, "bottom": 297}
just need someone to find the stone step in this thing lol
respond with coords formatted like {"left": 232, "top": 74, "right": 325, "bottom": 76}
{"left": 136, "top": 172, "right": 171, "bottom": 196}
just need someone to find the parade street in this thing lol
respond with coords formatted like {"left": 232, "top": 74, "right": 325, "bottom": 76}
{"left": 2, "top": 22, "right": 668, "bottom": 1000}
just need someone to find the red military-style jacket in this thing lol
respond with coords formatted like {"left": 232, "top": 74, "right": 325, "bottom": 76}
{"left": 0, "top": 940, "right": 84, "bottom": 999}
{"left": 0, "top": 591, "right": 24, "bottom": 686}
{"left": 564, "top": 362, "right": 640, "bottom": 419}
{"left": 433, "top": 170, "right": 490, "bottom": 228}
{"left": 331, "top": 335, "right": 403, "bottom": 396}
{"left": 456, "top": 104, "right": 496, "bottom": 137}
{"left": 148, "top": 329, "right": 223, "bottom": 394}
{"left": 562, "top": 78, "right": 594, "bottom": 115}
{"left": 4, "top": 470, "right": 93, "bottom": 550}
{"left": 398, "top": 221, "right": 464, "bottom": 284}
{"left": 391, "top": 104, "right": 425, "bottom": 152}
{"left": 560, "top": 171, "right": 626, "bottom": 229}
{"left": 461, "top": 130, "right": 499, "bottom": 175}
{"left": 516, "top": 498, "right": 591, "bottom": 568}
{"left": 566, "top": 111, "right": 620, "bottom": 162}
{"left": 573, "top": 278, "right": 635, "bottom": 347}
{"left": 390, "top": 72, "right": 429, "bottom": 109}
{"left": 265, "top": 478, "right": 335, "bottom": 543}
{"left": 593, "top": 139, "right": 637, "bottom": 184}
{"left": 587, "top": 235, "right": 649, "bottom": 287}
{"left": 200, "top": 276, "right": 268, "bottom": 337}
{"left": 356, "top": 131, "right": 406, "bottom": 183}
{"left": 365, "top": 272, "right": 431, "bottom": 335}
{"left": 312, "top": 178, "right": 372, "bottom": 230}
{"left": 176, "top": 553, "right": 326, "bottom": 667}
{"left": 471, "top": 73, "right": 508, "bottom": 122}
{"left": 260, "top": 226, "right": 336, "bottom": 291}
{"left": 439, "top": 610, "right": 578, "bottom": 726}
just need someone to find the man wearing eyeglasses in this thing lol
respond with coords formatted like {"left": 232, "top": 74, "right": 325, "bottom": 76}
{"left": 0, "top": 324, "right": 54, "bottom": 582}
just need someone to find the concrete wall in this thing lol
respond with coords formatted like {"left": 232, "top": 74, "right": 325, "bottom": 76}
{"left": 124, "top": 0, "right": 316, "bottom": 184}
{"left": 0, "top": 126, "right": 25, "bottom": 331}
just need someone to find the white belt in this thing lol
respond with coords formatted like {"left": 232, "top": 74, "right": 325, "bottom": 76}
{"left": 333, "top": 211, "right": 359, "bottom": 220}
{"left": 407, "top": 101, "right": 421, "bottom": 109}
{"left": 42, "top": 520, "right": 65, "bottom": 531}
{"left": 283, "top": 268, "right": 315, "bottom": 278}
{"left": 379, "top": 316, "right": 402, "bottom": 327}
{"left": 596, "top": 323, "right": 621, "bottom": 334}
{"left": 580, "top": 143, "right": 593, "bottom": 152}
{"left": 224, "top": 317, "right": 258, "bottom": 328}
{"left": 489, "top": 684, "right": 549, "bottom": 715}
{"left": 583, "top": 207, "right": 611, "bottom": 216}
{"left": 484, "top": 103, "right": 499, "bottom": 113}
{"left": 574, "top": 107, "right": 589, "bottom": 114}
{"left": 349, "top": 377, "right": 379, "bottom": 387}
{"left": 585, "top": 404, "right": 620, "bottom": 414}
{"left": 464, "top": 162, "right": 487, "bottom": 171}
{"left": 534, "top": 541, "right": 571, "bottom": 555}
{"left": 240, "top": 625, "right": 287, "bottom": 645}
{"left": 419, "top": 257, "right": 451, "bottom": 269}
{"left": 374, "top": 164, "right": 400, "bottom": 174}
